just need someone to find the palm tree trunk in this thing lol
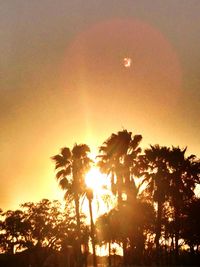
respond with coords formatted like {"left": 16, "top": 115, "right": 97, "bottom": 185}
{"left": 74, "top": 194, "right": 82, "bottom": 267}
{"left": 155, "top": 200, "right": 163, "bottom": 265}
{"left": 108, "top": 241, "right": 111, "bottom": 267}
{"left": 88, "top": 198, "right": 97, "bottom": 267}
{"left": 122, "top": 239, "right": 127, "bottom": 266}
{"left": 116, "top": 173, "right": 123, "bottom": 207}
{"left": 174, "top": 205, "right": 180, "bottom": 265}
{"left": 9, "top": 243, "right": 15, "bottom": 255}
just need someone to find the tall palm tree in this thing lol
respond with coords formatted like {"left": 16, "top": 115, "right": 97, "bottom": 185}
{"left": 167, "top": 147, "right": 200, "bottom": 261}
{"left": 137, "top": 145, "right": 171, "bottom": 264}
{"left": 98, "top": 129, "right": 142, "bottom": 264}
{"left": 52, "top": 144, "right": 94, "bottom": 267}
{"left": 98, "top": 129, "right": 142, "bottom": 206}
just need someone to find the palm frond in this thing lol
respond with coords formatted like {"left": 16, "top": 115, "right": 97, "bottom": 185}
{"left": 131, "top": 134, "right": 142, "bottom": 150}
{"left": 61, "top": 147, "right": 71, "bottom": 159}
{"left": 72, "top": 144, "right": 90, "bottom": 159}
{"left": 51, "top": 154, "right": 70, "bottom": 169}
{"left": 56, "top": 170, "right": 66, "bottom": 180}
{"left": 59, "top": 178, "right": 69, "bottom": 190}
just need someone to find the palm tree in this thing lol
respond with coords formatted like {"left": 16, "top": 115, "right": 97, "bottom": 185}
{"left": 98, "top": 130, "right": 142, "bottom": 264}
{"left": 96, "top": 212, "right": 113, "bottom": 266}
{"left": 181, "top": 197, "right": 200, "bottom": 253}
{"left": 137, "top": 145, "right": 171, "bottom": 264}
{"left": 98, "top": 129, "right": 142, "bottom": 206}
{"left": 52, "top": 144, "right": 98, "bottom": 267}
{"left": 52, "top": 144, "right": 92, "bottom": 267}
{"left": 167, "top": 147, "right": 200, "bottom": 262}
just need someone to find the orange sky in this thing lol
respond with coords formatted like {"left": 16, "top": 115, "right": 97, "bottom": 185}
{"left": 0, "top": 1, "right": 200, "bottom": 211}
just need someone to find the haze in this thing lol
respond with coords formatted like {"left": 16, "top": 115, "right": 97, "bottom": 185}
{"left": 0, "top": 0, "right": 200, "bottom": 210}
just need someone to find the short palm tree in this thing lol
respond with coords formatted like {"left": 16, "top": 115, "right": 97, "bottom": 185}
{"left": 96, "top": 212, "right": 113, "bottom": 266}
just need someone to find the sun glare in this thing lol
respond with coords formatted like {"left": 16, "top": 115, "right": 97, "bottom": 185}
{"left": 83, "top": 167, "right": 116, "bottom": 221}
{"left": 85, "top": 167, "right": 109, "bottom": 193}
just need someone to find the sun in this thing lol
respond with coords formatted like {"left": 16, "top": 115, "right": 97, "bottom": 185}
{"left": 83, "top": 167, "right": 116, "bottom": 221}
{"left": 85, "top": 167, "right": 109, "bottom": 193}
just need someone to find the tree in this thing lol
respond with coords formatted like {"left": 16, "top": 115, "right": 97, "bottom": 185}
{"left": 96, "top": 200, "right": 155, "bottom": 266}
{"left": 98, "top": 129, "right": 142, "bottom": 264}
{"left": 98, "top": 129, "right": 142, "bottom": 206}
{"left": 167, "top": 147, "right": 200, "bottom": 261}
{"left": 0, "top": 209, "right": 27, "bottom": 254}
{"left": 52, "top": 144, "right": 97, "bottom": 267}
{"left": 137, "top": 145, "right": 171, "bottom": 264}
{"left": 96, "top": 212, "right": 115, "bottom": 266}
{"left": 21, "top": 199, "right": 68, "bottom": 250}
{"left": 0, "top": 199, "right": 83, "bottom": 267}
{"left": 181, "top": 197, "right": 200, "bottom": 253}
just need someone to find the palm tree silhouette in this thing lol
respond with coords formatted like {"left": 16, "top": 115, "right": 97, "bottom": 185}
{"left": 98, "top": 130, "right": 142, "bottom": 265}
{"left": 181, "top": 197, "right": 200, "bottom": 253}
{"left": 137, "top": 145, "right": 171, "bottom": 264}
{"left": 96, "top": 212, "right": 113, "bottom": 266}
{"left": 98, "top": 129, "right": 142, "bottom": 206}
{"left": 168, "top": 147, "right": 200, "bottom": 262}
{"left": 52, "top": 144, "right": 96, "bottom": 267}
{"left": 52, "top": 144, "right": 90, "bottom": 266}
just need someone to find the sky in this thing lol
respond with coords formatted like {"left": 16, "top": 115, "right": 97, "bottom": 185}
{"left": 0, "top": 0, "right": 200, "bottom": 211}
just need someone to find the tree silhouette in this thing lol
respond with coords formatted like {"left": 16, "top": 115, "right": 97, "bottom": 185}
{"left": 181, "top": 197, "right": 200, "bottom": 253}
{"left": 0, "top": 209, "right": 27, "bottom": 254}
{"left": 98, "top": 130, "right": 142, "bottom": 264}
{"left": 21, "top": 199, "right": 68, "bottom": 250}
{"left": 98, "top": 129, "right": 142, "bottom": 205}
{"left": 167, "top": 147, "right": 200, "bottom": 262}
{"left": 0, "top": 199, "right": 89, "bottom": 267}
{"left": 52, "top": 144, "right": 97, "bottom": 267}
{"left": 96, "top": 211, "right": 115, "bottom": 266}
{"left": 137, "top": 145, "right": 171, "bottom": 264}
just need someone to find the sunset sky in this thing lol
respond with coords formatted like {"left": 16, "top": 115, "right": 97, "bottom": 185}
{"left": 1, "top": 0, "right": 200, "bottom": 211}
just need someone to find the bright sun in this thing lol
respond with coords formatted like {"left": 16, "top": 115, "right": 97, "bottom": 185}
{"left": 83, "top": 167, "right": 116, "bottom": 221}
{"left": 85, "top": 167, "right": 109, "bottom": 193}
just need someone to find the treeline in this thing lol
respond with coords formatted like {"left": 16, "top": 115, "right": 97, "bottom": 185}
{"left": 0, "top": 199, "right": 90, "bottom": 266}
{"left": 0, "top": 129, "right": 200, "bottom": 267}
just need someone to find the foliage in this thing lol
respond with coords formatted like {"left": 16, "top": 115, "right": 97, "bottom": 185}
{"left": 0, "top": 199, "right": 78, "bottom": 254}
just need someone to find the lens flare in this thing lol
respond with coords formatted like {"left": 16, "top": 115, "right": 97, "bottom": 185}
{"left": 123, "top": 57, "right": 132, "bottom": 67}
